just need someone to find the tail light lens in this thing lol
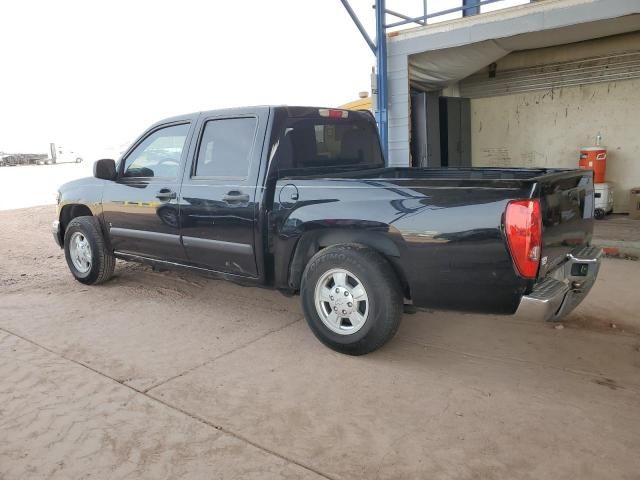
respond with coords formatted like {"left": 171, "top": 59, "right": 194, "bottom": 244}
{"left": 505, "top": 199, "right": 542, "bottom": 279}
{"left": 318, "top": 108, "right": 348, "bottom": 119}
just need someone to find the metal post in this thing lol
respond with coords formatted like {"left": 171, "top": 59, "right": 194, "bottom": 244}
{"left": 375, "top": 0, "right": 389, "bottom": 162}
{"left": 463, "top": 0, "right": 480, "bottom": 16}
{"left": 339, "top": 0, "right": 376, "bottom": 54}
{"left": 381, "top": 7, "right": 425, "bottom": 26}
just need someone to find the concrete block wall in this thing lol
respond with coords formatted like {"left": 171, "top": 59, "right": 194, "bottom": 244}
{"left": 470, "top": 32, "right": 640, "bottom": 212}
{"left": 471, "top": 78, "right": 640, "bottom": 212}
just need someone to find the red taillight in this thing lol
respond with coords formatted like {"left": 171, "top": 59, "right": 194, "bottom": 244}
{"left": 505, "top": 199, "right": 542, "bottom": 279}
{"left": 318, "top": 108, "right": 348, "bottom": 119}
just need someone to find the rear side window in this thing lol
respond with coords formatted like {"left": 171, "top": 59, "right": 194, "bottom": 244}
{"left": 275, "top": 114, "right": 383, "bottom": 171}
{"left": 194, "top": 117, "right": 257, "bottom": 178}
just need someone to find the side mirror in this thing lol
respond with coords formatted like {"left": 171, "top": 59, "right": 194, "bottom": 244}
{"left": 94, "top": 159, "right": 117, "bottom": 180}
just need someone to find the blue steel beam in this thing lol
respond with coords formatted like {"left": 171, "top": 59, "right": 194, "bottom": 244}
{"left": 463, "top": 0, "right": 481, "bottom": 16}
{"left": 384, "top": 7, "right": 426, "bottom": 26}
{"left": 375, "top": 0, "right": 389, "bottom": 162}
{"left": 338, "top": 0, "right": 389, "bottom": 162}
{"left": 339, "top": 0, "right": 376, "bottom": 54}
{"left": 385, "top": 0, "right": 505, "bottom": 28}
{"left": 341, "top": 0, "right": 528, "bottom": 164}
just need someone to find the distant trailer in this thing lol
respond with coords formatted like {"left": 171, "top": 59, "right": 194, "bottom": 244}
{"left": 0, "top": 143, "right": 82, "bottom": 166}
{"left": 0, "top": 153, "right": 49, "bottom": 166}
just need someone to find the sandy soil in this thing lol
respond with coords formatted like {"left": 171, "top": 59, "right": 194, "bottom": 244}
{"left": 1, "top": 205, "right": 639, "bottom": 479}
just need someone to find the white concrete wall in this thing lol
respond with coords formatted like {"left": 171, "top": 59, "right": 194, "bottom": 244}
{"left": 470, "top": 32, "right": 640, "bottom": 212}
{"left": 387, "top": 54, "right": 411, "bottom": 167}
{"left": 471, "top": 78, "right": 640, "bottom": 212}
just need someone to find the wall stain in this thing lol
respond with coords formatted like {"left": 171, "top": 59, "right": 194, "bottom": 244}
{"left": 521, "top": 151, "right": 547, "bottom": 167}
{"left": 482, "top": 148, "right": 511, "bottom": 167}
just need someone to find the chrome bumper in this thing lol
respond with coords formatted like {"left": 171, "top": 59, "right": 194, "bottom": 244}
{"left": 515, "top": 245, "right": 602, "bottom": 321}
{"left": 52, "top": 220, "right": 62, "bottom": 247}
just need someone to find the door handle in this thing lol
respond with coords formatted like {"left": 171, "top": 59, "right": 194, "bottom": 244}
{"left": 156, "top": 189, "right": 177, "bottom": 200}
{"left": 223, "top": 191, "right": 250, "bottom": 203}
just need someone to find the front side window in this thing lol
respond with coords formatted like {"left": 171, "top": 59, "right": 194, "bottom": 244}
{"left": 194, "top": 117, "right": 257, "bottom": 178}
{"left": 123, "top": 123, "right": 190, "bottom": 178}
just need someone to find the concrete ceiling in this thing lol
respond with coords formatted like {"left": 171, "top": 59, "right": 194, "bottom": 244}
{"left": 388, "top": 0, "right": 640, "bottom": 90}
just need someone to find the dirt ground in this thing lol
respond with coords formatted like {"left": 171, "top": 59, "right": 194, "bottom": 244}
{"left": 1, "top": 205, "right": 639, "bottom": 480}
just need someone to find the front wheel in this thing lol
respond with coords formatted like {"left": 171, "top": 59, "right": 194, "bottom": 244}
{"left": 301, "top": 244, "right": 403, "bottom": 355}
{"left": 64, "top": 216, "right": 115, "bottom": 285}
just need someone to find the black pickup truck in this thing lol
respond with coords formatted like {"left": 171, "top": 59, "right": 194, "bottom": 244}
{"left": 54, "top": 106, "right": 601, "bottom": 355}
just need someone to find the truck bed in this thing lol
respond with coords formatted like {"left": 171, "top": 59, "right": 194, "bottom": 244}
{"left": 274, "top": 166, "right": 595, "bottom": 313}
{"left": 281, "top": 166, "right": 571, "bottom": 182}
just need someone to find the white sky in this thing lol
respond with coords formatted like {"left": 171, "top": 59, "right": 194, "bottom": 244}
{"left": 0, "top": 0, "right": 528, "bottom": 159}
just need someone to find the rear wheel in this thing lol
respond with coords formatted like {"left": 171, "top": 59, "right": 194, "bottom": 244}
{"left": 64, "top": 216, "right": 115, "bottom": 285}
{"left": 594, "top": 208, "right": 605, "bottom": 220}
{"left": 301, "top": 244, "right": 403, "bottom": 355}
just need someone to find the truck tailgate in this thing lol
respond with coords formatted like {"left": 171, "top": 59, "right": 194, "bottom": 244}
{"left": 538, "top": 171, "right": 595, "bottom": 278}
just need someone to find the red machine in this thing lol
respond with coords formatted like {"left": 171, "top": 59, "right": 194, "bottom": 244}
{"left": 579, "top": 146, "right": 607, "bottom": 183}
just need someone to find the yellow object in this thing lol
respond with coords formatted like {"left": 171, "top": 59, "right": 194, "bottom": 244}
{"left": 338, "top": 97, "right": 373, "bottom": 112}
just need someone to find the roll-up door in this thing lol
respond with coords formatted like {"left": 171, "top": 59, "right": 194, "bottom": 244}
{"left": 460, "top": 51, "right": 640, "bottom": 98}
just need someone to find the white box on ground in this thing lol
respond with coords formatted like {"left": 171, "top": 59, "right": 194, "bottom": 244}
{"left": 594, "top": 182, "right": 614, "bottom": 219}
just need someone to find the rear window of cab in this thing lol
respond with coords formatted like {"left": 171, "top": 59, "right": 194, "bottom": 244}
{"left": 275, "top": 111, "right": 383, "bottom": 170}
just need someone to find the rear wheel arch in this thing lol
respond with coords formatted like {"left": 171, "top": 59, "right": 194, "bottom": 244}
{"left": 300, "top": 243, "right": 404, "bottom": 355}
{"left": 287, "top": 229, "right": 410, "bottom": 299}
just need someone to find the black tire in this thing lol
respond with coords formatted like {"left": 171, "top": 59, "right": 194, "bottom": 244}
{"left": 301, "top": 244, "right": 403, "bottom": 355}
{"left": 64, "top": 216, "right": 115, "bottom": 285}
{"left": 594, "top": 208, "right": 605, "bottom": 220}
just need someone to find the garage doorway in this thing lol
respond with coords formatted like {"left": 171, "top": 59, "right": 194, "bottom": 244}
{"left": 411, "top": 91, "right": 471, "bottom": 168}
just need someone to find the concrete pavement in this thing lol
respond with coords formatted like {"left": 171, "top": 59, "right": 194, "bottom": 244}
{"left": 1, "top": 206, "right": 639, "bottom": 479}
{"left": 593, "top": 214, "right": 640, "bottom": 258}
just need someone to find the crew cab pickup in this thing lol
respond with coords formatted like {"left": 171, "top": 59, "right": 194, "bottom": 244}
{"left": 54, "top": 106, "right": 602, "bottom": 355}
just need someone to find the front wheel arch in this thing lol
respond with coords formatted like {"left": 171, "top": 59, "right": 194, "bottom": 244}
{"left": 59, "top": 204, "right": 94, "bottom": 243}
{"left": 63, "top": 216, "right": 115, "bottom": 285}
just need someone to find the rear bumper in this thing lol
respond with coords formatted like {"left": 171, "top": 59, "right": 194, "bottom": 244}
{"left": 515, "top": 245, "right": 602, "bottom": 321}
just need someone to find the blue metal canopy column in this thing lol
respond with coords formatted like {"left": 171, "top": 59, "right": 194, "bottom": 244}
{"left": 339, "top": 0, "right": 389, "bottom": 162}
{"left": 374, "top": 0, "right": 388, "bottom": 161}
{"left": 339, "top": 0, "right": 488, "bottom": 164}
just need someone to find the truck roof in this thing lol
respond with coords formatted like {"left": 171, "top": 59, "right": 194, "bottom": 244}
{"left": 153, "top": 106, "right": 371, "bottom": 128}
